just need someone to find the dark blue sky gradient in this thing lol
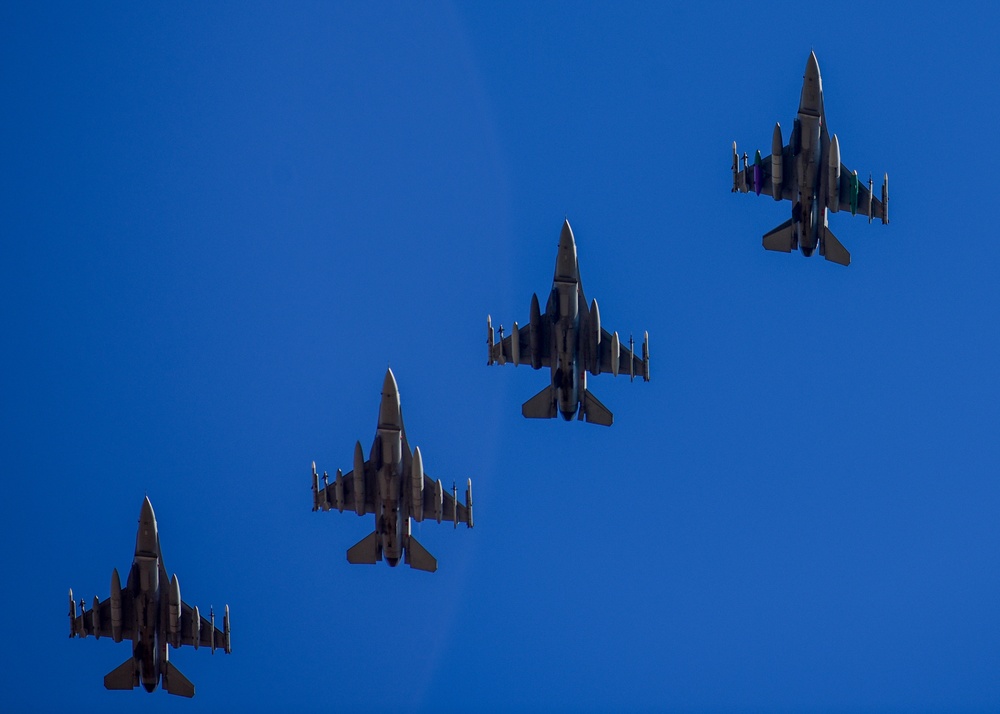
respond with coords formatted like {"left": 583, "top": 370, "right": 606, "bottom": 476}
{"left": 3, "top": 2, "right": 999, "bottom": 711}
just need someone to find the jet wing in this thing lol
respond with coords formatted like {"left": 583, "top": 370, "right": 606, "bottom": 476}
{"left": 491, "top": 319, "right": 550, "bottom": 368}
{"left": 316, "top": 463, "right": 376, "bottom": 514}
{"left": 597, "top": 328, "right": 647, "bottom": 380}
{"left": 419, "top": 473, "right": 471, "bottom": 526}
{"left": 180, "top": 601, "right": 230, "bottom": 652}
{"left": 71, "top": 595, "right": 135, "bottom": 641}
{"left": 836, "top": 164, "right": 886, "bottom": 221}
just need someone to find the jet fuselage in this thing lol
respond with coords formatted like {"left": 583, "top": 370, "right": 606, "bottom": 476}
{"left": 792, "top": 51, "right": 827, "bottom": 257}
{"left": 547, "top": 222, "right": 588, "bottom": 420}
{"left": 372, "top": 370, "right": 411, "bottom": 566}
{"left": 129, "top": 499, "right": 169, "bottom": 692}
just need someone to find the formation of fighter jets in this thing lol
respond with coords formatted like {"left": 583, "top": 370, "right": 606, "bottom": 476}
{"left": 69, "top": 51, "right": 888, "bottom": 696}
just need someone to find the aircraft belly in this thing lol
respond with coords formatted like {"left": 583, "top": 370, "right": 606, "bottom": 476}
{"left": 557, "top": 387, "right": 578, "bottom": 420}
{"left": 381, "top": 502, "right": 402, "bottom": 561}
{"left": 137, "top": 638, "right": 157, "bottom": 691}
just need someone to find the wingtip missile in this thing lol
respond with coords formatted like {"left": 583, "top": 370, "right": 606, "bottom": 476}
{"left": 465, "top": 478, "right": 474, "bottom": 529}
{"left": 881, "top": 173, "right": 889, "bottom": 225}
{"left": 486, "top": 315, "right": 494, "bottom": 365}
{"left": 642, "top": 331, "right": 650, "bottom": 382}
{"left": 731, "top": 141, "right": 739, "bottom": 192}
{"left": 68, "top": 589, "right": 76, "bottom": 637}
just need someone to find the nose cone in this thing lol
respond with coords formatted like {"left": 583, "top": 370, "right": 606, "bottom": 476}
{"left": 806, "top": 50, "right": 820, "bottom": 79}
{"left": 798, "top": 51, "right": 823, "bottom": 116}
{"left": 141, "top": 495, "right": 155, "bottom": 522}
{"left": 378, "top": 368, "right": 402, "bottom": 429}
{"left": 554, "top": 219, "right": 579, "bottom": 282}
{"left": 135, "top": 496, "right": 159, "bottom": 557}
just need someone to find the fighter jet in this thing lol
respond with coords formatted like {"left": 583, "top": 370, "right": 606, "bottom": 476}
{"left": 732, "top": 51, "right": 889, "bottom": 266}
{"left": 311, "top": 368, "right": 472, "bottom": 573}
{"left": 487, "top": 219, "right": 649, "bottom": 426}
{"left": 68, "top": 496, "right": 230, "bottom": 698}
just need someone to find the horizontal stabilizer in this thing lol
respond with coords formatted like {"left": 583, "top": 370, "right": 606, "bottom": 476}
{"left": 405, "top": 535, "right": 438, "bottom": 573}
{"left": 821, "top": 225, "right": 850, "bottom": 266}
{"left": 346, "top": 531, "right": 380, "bottom": 565}
{"left": 163, "top": 661, "right": 195, "bottom": 698}
{"left": 522, "top": 385, "right": 556, "bottom": 420}
{"left": 103, "top": 657, "right": 137, "bottom": 691}
{"left": 580, "top": 389, "right": 613, "bottom": 426}
{"left": 762, "top": 218, "right": 794, "bottom": 253}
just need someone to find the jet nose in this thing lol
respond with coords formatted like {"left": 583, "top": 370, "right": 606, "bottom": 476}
{"left": 135, "top": 496, "right": 159, "bottom": 556}
{"left": 140, "top": 495, "right": 155, "bottom": 522}
{"left": 798, "top": 51, "right": 823, "bottom": 116}
{"left": 559, "top": 219, "right": 575, "bottom": 249}
{"left": 378, "top": 368, "right": 402, "bottom": 429}
{"left": 382, "top": 368, "right": 399, "bottom": 398}
{"left": 554, "top": 219, "right": 579, "bottom": 282}
{"left": 805, "top": 51, "right": 820, "bottom": 80}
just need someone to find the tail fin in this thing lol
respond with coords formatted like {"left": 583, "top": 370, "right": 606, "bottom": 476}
{"left": 163, "top": 661, "right": 195, "bottom": 698}
{"left": 103, "top": 657, "right": 137, "bottom": 691}
{"left": 405, "top": 535, "right": 438, "bottom": 573}
{"left": 346, "top": 531, "right": 380, "bottom": 565}
{"left": 521, "top": 385, "right": 556, "bottom": 420}
{"left": 580, "top": 389, "right": 613, "bottom": 426}
{"left": 762, "top": 218, "right": 795, "bottom": 253}
{"left": 821, "top": 225, "right": 851, "bottom": 266}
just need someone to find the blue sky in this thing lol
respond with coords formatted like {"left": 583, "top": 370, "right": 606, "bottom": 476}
{"left": 3, "top": 2, "right": 999, "bottom": 711}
